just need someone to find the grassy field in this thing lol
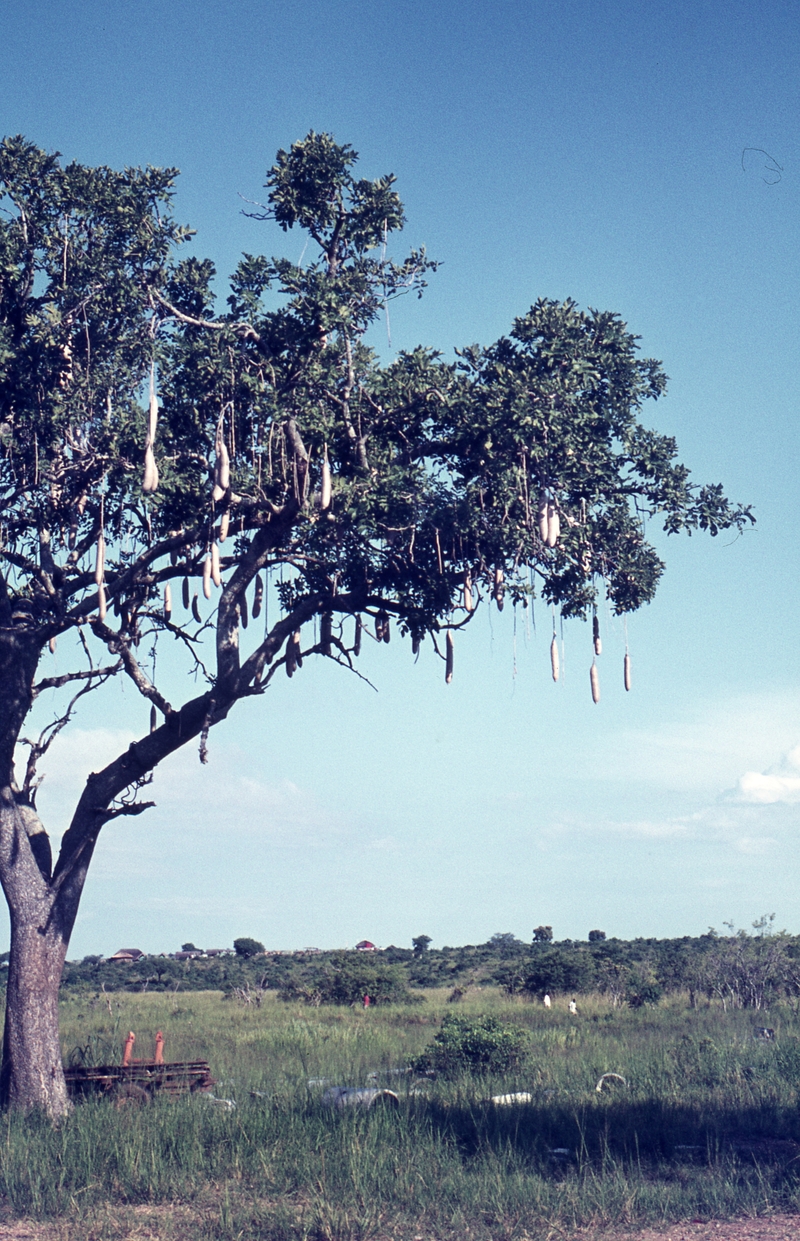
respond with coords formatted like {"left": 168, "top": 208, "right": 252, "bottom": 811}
{"left": 1, "top": 989, "right": 800, "bottom": 1239}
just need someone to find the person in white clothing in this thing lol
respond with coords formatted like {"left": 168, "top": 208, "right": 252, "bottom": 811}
{"left": 543, "top": 993, "right": 551, "bottom": 1008}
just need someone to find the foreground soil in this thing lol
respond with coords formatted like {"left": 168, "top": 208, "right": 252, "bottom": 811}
{"left": 0, "top": 1208, "right": 799, "bottom": 1241}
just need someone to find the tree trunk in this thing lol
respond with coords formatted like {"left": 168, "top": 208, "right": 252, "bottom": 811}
{"left": 0, "top": 789, "right": 75, "bottom": 1117}
{"left": 0, "top": 910, "right": 70, "bottom": 1116}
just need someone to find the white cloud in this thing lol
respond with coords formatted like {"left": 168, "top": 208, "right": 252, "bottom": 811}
{"left": 728, "top": 742, "right": 800, "bottom": 804}
{"left": 593, "top": 692, "right": 800, "bottom": 795}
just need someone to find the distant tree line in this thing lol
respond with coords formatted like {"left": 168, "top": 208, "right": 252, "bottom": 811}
{"left": 54, "top": 921, "right": 800, "bottom": 1011}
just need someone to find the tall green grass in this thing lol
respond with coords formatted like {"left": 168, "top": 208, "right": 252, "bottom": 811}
{"left": 0, "top": 990, "right": 799, "bottom": 1238}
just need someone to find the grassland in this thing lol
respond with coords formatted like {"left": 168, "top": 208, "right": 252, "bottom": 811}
{"left": 1, "top": 989, "right": 800, "bottom": 1239}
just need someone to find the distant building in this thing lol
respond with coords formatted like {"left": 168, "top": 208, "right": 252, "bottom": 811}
{"left": 109, "top": 948, "right": 145, "bottom": 963}
{"left": 204, "top": 948, "right": 233, "bottom": 957}
{"left": 175, "top": 950, "right": 203, "bottom": 960}
{"left": 355, "top": 940, "right": 377, "bottom": 952}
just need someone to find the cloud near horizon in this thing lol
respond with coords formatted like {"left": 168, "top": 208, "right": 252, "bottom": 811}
{"left": 727, "top": 742, "right": 800, "bottom": 805}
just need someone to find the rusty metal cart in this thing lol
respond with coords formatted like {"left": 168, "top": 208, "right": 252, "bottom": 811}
{"left": 64, "top": 1030, "right": 215, "bottom": 1104}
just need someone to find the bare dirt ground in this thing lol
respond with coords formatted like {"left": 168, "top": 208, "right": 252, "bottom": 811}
{"left": 1, "top": 1210, "right": 799, "bottom": 1241}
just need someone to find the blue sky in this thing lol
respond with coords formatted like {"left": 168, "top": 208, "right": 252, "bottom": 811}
{"left": 1, "top": 0, "right": 798, "bottom": 956}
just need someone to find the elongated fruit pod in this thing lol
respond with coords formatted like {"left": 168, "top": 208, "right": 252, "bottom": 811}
{"left": 546, "top": 504, "right": 560, "bottom": 548}
{"left": 252, "top": 574, "right": 263, "bottom": 619}
{"left": 464, "top": 572, "right": 473, "bottom": 613}
{"left": 182, "top": 576, "right": 190, "bottom": 609}
{"left": 493, "top": 567, "right": 504, "bottom": 611}
{"left": 143, "top": 443, "right": 159, "bottom": 493}
{"left": 353, "top": 615, "right": 362, "bottom": 656}
{"left": 412, "top": 634, "right": 421, "bottom": 656}
{"left": 202, "top": 554, "right": 212, "bottom": 599}
{"left": 192, "top": 592, "right": 201, "bottom": 623}
{"left": 382, "top": 614, "right": 391, "bottom": 644}
{"left": 593, "top": 614, "right": 601, "bottom": 656}
{"left": 211, "top": 542, "right": 221, "bottom": 588}
{"left": 49, "top": 635, "right": 57, "bottom": 654}
{"left": 240, "top": 591, "right": 249, "bottom": 629}
{"left": 550, "top": 634, "right": 560, "bottom": 682}
{"left": 148, "top": 374, "right": 158, "bottom": 443}
{"left": 320, "top": 612, "right": 332, "bottom": 656}
{"left": 624, "top": 652, "right": 632, "bottom": 692}
{"left": 219, "top": 511, "right": 230, "bottom": 543}
{"left": 164, "top": 583, "right": 172, "bottom": 621}
{"left": 321, "top": 447, "right": 332, "bottom": 510}
{"left": 537, "top": 497, "right": 549, "bottom": 542}
{"left": 97, "top": 582, "right": 107, "bottom": 622}
{"left": 286, "top": 631, "right": 301, "bottom": 677}
{"left": 590, "top": 661, "right": 600, "bottom": 704}
{"left": 445, "top": 630, "right": 454, "bottom": 683}
{"left": 94, "top": 533, "right": 105, "bottom": 586}
{"left": 213, "top": 434, "right": 230, "bottom": 501}
{"left": 150, "top": 705, "right": 157, "bottom": 734}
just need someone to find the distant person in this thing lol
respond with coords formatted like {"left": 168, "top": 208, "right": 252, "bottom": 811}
{"left": 568, "top": 999, "right": 577, "bottom": 1015}
{"left": 363, "top": 994, "right": 370, "bottom": 1008}
{"left": 543, "top": 993, "right": 551, "bottom": 1008}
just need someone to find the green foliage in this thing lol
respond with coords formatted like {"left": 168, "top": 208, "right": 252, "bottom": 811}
{"left": 533, "top": 925, "right": 554, "bottom": 942}
{"left": 412, "top": 1013, "right": 529, "bottom": 1077}
{"left": 519, "top": 945, "right": 596, "bottom": 997}
{"left": 0, "top": 129, "right": 755, "bottom": 813}
{"left": 412, "top": 935, "right": 432, "bottom": 956}
{"left": 233, "top": 937, "right": 264, "bottom": 959}
{"left": 624, "top": 965, "right": 663, "bottom": 1008}
{"left": 0, "top": 130, "right": 753, "bottom": 683}
{"left": 278, "top": 951, "right": 411, "bottom": 1006}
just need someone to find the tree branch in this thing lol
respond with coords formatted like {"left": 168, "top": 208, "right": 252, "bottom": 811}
{"left": 150, "top": 288, "right": 261, "bottom": 343}
{"left": 33, "top": 662, "right": 122, "bottom": 697}
{"left": 88, "top": 620, "right": 174, "bottom": 716}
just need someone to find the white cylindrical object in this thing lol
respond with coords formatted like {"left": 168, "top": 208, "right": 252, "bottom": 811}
{"left": 550, "top": 635, "right": 559, "bottom": 682}
{"left": 590, "top": 661, "right": 600, "bottom": 703}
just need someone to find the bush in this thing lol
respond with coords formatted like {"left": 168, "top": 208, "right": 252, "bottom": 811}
{"left": 233, "top": 937, "right": 265, "bottom": 959}
{"left": 625, "top": 967, "right": 663, "bottom": 1008}
{"left": 279, "top": 953, "right": 412, "bottom": 1006}
{"left": 412, "top": 1014, "right": 529, "bottom": 1078}
{"left": 519, "top": 946, "right": 595, "bottom": 996}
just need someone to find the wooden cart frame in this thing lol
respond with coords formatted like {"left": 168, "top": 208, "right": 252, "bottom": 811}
{"left": 64, "top": 1031, "right": 215, "bottom": 1103}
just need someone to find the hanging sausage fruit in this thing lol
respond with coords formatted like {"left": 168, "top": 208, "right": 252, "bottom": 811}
{"left": 545, "top": 502, "right": 560, "bottom": 548}
{"left": 590, "top": 660, "right": 601, "bottom": 704}
{"left": 493, "top": 567, "right": 505, "bottom": 611}
{"left": 95, "top": 529, "right": 106, "bottom": 621}
{"left": 142, "top": 366, "right": 159, "bottom": 493}
{"left": 252, "top": 574, "right": 263, "bottom": 620}
{"left": 212, "top": 413, "right": 230, "bottom": 502}
{"left": 550, "top": 634, "right": 560, "bottom": 682}
{"left": 320, "top": 444, "right": 332, "bottom": 511}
